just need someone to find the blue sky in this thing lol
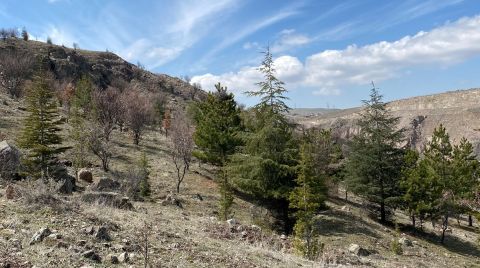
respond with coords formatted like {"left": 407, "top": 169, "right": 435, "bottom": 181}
{"left": 1, "top": 0, "right": 480, "bottom": 108}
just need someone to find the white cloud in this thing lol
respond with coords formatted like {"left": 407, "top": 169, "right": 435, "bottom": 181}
{"left": 43, "top": 25, "right": 75, "bottom": 46}
{"left": 192, "top": 15, "right": 480, "bottom": 96}
{"left": 121, "top": 39, "right": 182, "bottom": 69}
{"left": 271, "top": 29, "right": 311, "bottom": 53}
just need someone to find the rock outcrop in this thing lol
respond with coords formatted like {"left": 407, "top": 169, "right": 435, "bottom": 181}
{"left": 295, "top": 88, "right": 480, "bottom": 155}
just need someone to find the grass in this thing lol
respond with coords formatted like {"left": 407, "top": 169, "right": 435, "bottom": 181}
{"left": 1, "top": 91, "right": 479, "bottom": 267}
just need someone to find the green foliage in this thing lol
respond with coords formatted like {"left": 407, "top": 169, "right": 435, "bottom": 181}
{"left": 246, "top": 46, "right": 289, "bottom": 114}
{"left": 46, "top": 37, "right": 52, "bottom": 45}
{"left": 345, "top": 85, "right": 406, "bottom": 222}
{"left": 390, "top": 224, "right": 403, "bottom": 255}
{"left": 218, "top": 169, "right": 234, "bottom": 221}
{"left": 138, "top": 152, "right": 151, "bottom": 198}
{"left": 17, "top": 72, "right": 66, "bottom": 180}
{"left": 193, "top": 83, "right": 243, "bottom": 166}
{"left": 21, "top": 27, "right": 28, "bottom": 41}
{"left": 292, "top": 215, "right": 322, "bottom": 260}
{"left": 73, "top": 75, "right": 93, "bottom": 117}
{"left": 69, "top": 98, "right": 88, "bottom": 179}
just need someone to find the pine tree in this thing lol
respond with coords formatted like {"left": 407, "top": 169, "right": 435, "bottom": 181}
{"left": 422, "top": 124, "right": 456, "bottom": 243}
{"left": 246, "top": 46, "right": 289, "bottom": 114}
{"left": 18, "top": 72, "right": 66, "bottom": 180}
{"left": 73, "top": 75, "right": 93, "bottom": 117}
{"left": 192, "top": 83, "right": 242, "bottom": 220}
{"left": 69, "top": 98, "right": 88, "bottom": 180}
{"left": 345, "top": 84, "right": 405, "bottom": 223}
{"left": 228, "top": 48, "right": 297, "bottom": 232}
{"left": 289, "top": 130, "right": 331, "bottom": 259}
{"left": 401, "top": 150, "right": 434, "bottom": 229}
{"left": 138, "top": 152, "right": 151, "bottom": 198}
{"left": 452, "top": 138, "right": 479, "bottom": 226}
{"left": 21, "top": 27, "right": 28, "bottom": 41}
{"left": 193, "top": 82, "right": 243, "bottom": 165}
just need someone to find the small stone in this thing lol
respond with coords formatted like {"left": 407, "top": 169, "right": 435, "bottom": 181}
{"left": 78, "top": 240, "right": 87, "bottom": 247}
{"left": 78, "top": 169, "right": 93, "bottom": 183}
{"left": 241, "top": 231, "right": 248, "bottom": 238}
{"left": 95, "top": 226, "right": 111, "bottom": 241}
{"left": 29, "top": 227, "right": 52, "bottom": 245}
{"left": 84, "top": 226, "right": 95, "bottom": 235}
{"left": 118, "top": 252, "right": 129, "bottom": 263}
{"left": 5, "top": 185, "right": 15, "bottom": 200}
{"left": 82, "top": 250, "right": 101, "bottom": 262}
{"left": 399, "top": 237, "right": 413, "bottom": 247}
{"left": 56, "top": 241, "right": 69, "bottom": 248}
{"left": 47, "top": 233, "right": 62, "bottom": 240}
{"left": 348, "top": 243, "right": 370, "bottom": 256}
{"left": 280, "top": 234, "right": 287, "bottom": 240}
{"left": 107, "top": 254, "right": 119, "bottom": 264}
{"left": 226, "top": 218, "right": 237, "bottom": 227}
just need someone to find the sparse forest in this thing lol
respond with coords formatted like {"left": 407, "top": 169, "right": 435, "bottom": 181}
{"left": 0, "top": 22, "right": 479, "bottom": 268}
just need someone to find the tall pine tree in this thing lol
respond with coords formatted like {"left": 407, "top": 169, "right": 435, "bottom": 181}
{"left": 228, "top": 47, "right": 297, "bottom": 232}
{"left": 345, "top": 84, "right": 405, "bottom": 223}
{"left": 18, "top": 72, "right": 67, "bottom": 180}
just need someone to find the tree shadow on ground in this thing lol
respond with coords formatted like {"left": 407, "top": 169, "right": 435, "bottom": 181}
{"left": 400, "top": 223, "right": 480, "bottom": 258}
{"left": 317, "top": 209, "right": 381, "bottom": 239}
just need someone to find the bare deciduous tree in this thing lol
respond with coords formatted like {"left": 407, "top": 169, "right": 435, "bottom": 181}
{"left": 87, "top": 123, "right": 112, "bottom": 171}
{"left": 0, "top": 51, "right": 33, "bottom": 98}
{"left": 170, "top": 109, "right": 193, "bottom": 193}
{"left": 92, "top": 87, "right": 124, "bottom": 141}
{"left": 122, "top": 88, "right": 153, "bottom": 145}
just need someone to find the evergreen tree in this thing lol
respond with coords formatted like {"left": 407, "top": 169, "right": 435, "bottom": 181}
{"left": 193, "top": 82, "right": 243, "bottom": 165}
{"left": 228, "top": 48, "right": 297, "bottom": 232}
{"left": 246, "top": 46, "right": 289, "bottom": 114}
{"left": 289, "top": 129, "right": 332, "bottom": 259}
{"left": 345, "top": 85, "right": 405, "bottom": 223}
{"left": 69, "top": 97, "right": 88, "bottom": 180}
{"left": 401, "top": 150, "right": 434, "bottom": 229}
{"left": 422, "top": 124, "right": 456, "bottom": 243}
{"left": 73, "top": 75, "right": 93, "bottom": 117}
{"left": 21, "top": 27, "right": 28, "bottom": 41}
{"left": 138, "top": 152, "right": 151, "bottom": 198}
{"left": 192, "top": 82, "right": 243, "bottom": 220}
{"left": 18, "top": 72, "right": 66, "bottom": 180}
{"left": 452, "top": 138, "right": 479, "bottom": 226}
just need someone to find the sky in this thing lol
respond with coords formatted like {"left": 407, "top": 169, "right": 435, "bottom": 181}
{"left": 1, "top": 0, "right": 480, "bottom": 108}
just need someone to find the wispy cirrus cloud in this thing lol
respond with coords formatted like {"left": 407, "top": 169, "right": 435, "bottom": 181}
{"left": 192, "top": 15, "right": 480, "bottom": 96}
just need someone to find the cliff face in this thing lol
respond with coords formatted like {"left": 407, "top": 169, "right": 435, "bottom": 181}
{"left": 0, "top": 38, "right": 204, "bottom": 101}
{"left": 296, "top": 89, "right": 480, "bottom": 154}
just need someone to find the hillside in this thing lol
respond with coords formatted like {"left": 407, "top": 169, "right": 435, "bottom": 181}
{"left": 0, "top": 93, "right": 479, "bottom": 267}
{"left": 0, "top": 38, "right": 203, "bottom": 102}
{"left": 295, "top": 88, "right": 480, "bottom": 154}
{"left": 0, "top": 39, "right": 479, "bottom": 268}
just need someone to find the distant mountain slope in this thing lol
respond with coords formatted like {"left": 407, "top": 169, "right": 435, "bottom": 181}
{"left": 295, "top": 88, "right": 480, "bottom": 154}
{"left": 0, "top": 38, "right": 204, "bottom": 101}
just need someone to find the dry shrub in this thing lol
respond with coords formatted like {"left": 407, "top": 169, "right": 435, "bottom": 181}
{"left": 203, "top": 220, "right": 291, "bottom": 252}
{"left": 16, "top": 179, "right": 76, "bottom": 212}
{"left": 0, "top": 242, "right": 28, "bottom": 268}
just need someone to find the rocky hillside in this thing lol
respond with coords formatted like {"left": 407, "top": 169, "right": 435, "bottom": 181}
{"left": 295, "top": 88, "right": 480, "bottom": 154}
{"left": 0, "top": 38, "right": 203, "bottom": 101}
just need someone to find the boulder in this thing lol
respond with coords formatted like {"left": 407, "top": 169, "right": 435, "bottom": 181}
{"left": 89, "top": 177, "right": 121, "bottom": 192}
{"left": 107, "top": 254, "right": 119, "bottom": 264}
{"left": 29, "top": 227, "right": 52, "bottom": 245}
{"left": 81, "top": 192, "right": 134, "bottom": 210}
{"left": 226, "top": 218, "right": 238, "bottom": 227}
{"left": 161, "top": 194, "right": 182, "bottom": 208}
{"left": 78, "top": 169, "right": 93, "bottom": 183}
{"left": 57, "top": 175, "right": 76, "bottom": 194}
{"left": 0, "top": 140, "right": 21, "bottom": 181}
{"left": 399, "top": 237, "right": 413, "bottom": 247}
{"left": 348, "top": 243, "right": 370, "bottom": 256}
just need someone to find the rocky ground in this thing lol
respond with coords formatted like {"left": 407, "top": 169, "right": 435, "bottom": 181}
{"left": 1, "top": 93, "right": 480, "bottom": 267}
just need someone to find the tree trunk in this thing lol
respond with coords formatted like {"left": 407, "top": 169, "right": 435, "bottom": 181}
{"left": 380, "top": 201, "right": 386, "bottom": 223}
{"left": 440, "top": 215, "right": 448, "bottom": 244}
{"left": 176, "top": 180, "right": 180, "bottom": 193}
{"left": 411, "top": 215, "right": 416, "bottom": 229}
{"left": 345, "top": 190, "right": 348, "bottom": 201}
{"left": 468, "top": 214, "right": 473, "bottom": 227}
